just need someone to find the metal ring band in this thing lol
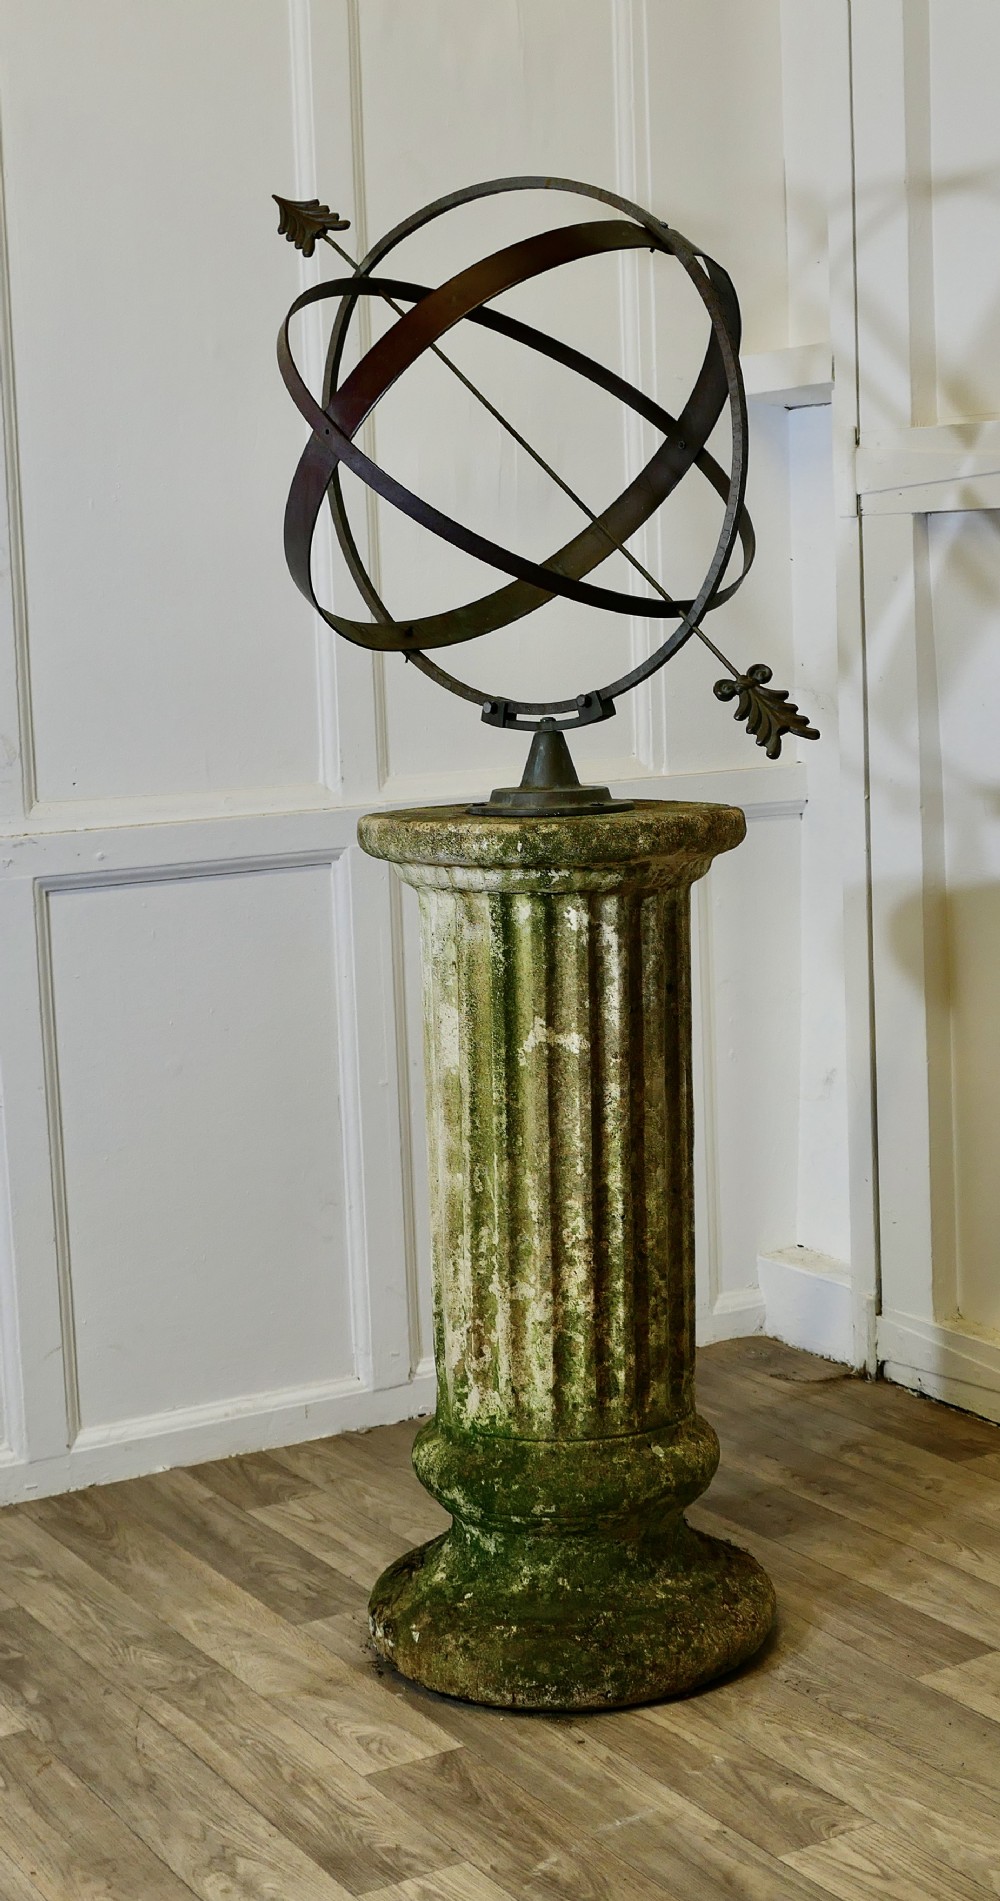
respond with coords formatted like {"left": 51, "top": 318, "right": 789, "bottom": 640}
{"left": 278, "top": 176, "right": 752, "bottom": 727}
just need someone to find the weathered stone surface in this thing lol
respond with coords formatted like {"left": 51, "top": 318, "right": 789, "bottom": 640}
{"left": 358, "top": 801, "right": 775, "bottom": 1709}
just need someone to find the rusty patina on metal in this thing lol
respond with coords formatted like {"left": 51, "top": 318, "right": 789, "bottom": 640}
{"left": 274, "top": 176, "right": 818, "bottom": 759}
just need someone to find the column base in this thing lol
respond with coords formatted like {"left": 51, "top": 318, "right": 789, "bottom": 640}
{"left": 368, "top": 1518, "right": 775, "bottom": 1711}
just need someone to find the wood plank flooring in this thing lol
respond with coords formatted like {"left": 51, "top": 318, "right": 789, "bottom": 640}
{"left": 0, "top": 1338, "right": 998, "bottom": 1898}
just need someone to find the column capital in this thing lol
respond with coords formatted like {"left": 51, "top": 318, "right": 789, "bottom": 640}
{"left": 358, "top": 799, "right": 745, "bottom": 893}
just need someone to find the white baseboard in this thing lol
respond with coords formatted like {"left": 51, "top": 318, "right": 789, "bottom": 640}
{"left": 697, "top": 1286, "right": 767, "bottom": 1346}
{"left": 0, "top": 1368, "right": 437, "bottom": 1507}
{"left": 878, "top": 1312, "right": 1000, "bottom": 1426}
{"left": 756, "top": 1246, "right": 860, "bottom": 1366}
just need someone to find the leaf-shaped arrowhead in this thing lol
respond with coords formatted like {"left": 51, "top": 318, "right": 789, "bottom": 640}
{"left": 273, "top": 194, "right": 351, "bottom": 256}
{"left": 714, "top": 665, "right": 820, "bottom": 760}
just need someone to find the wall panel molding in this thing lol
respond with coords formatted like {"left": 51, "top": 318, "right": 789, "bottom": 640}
{"left": 33, "top": 885, "right": 80, "bottom": 1444}
{"left": 0, "top": 827, "right": 427, "bottom": 1494}
{"left": 329, "top": 845, "right": 414, "bottom": 1392}
{"left": 380, "top": 762, "right": 808, "bottom": 821}
{"left": 823, "top": 0, "right": 881, "bottom": 1374}
{"left": 0, "top": 875, "right": 78, "bottom": 1462}
{"left": 611, "top": 0, "right": 664, "bottom": 775}
{"left": 0, "top": 99, "right": 33, "bottom": 819}
{"left": 386, "top": 870, "right": 422, "bottom": 1379}
{"left": 38, "top": 851, "right": 365, "bottom": 1446}
{"left": 287, "top": 0, "right": 340, "bottom": 797}
{"left": 0, "top": 1365, "right": 436, "bottom": 1508}
{"left": 692, "top": 876, "right": 723, "bottom": 1328}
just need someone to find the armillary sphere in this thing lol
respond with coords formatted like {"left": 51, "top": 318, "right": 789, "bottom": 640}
{"left": 274, "top": 175, "right": 818, "bottom": 791}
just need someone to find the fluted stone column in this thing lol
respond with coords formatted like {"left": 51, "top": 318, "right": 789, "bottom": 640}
{"left": 358, "top": 801, "right": 775, "bottom": 1710}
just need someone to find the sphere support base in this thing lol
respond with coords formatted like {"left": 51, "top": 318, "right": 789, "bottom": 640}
{"left": 469, "top": 723, "right": 633, "bottom": 818}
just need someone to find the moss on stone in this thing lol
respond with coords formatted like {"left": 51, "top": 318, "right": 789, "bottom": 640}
{"left": 360, "top": 800, "right": 773, "bottom": 1709}
{"left": 369, "top": 1520, "right": 775, "bottom": 1711}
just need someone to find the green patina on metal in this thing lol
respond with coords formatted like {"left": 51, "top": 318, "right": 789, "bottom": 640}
{"left": 358, "top": 800, "right": 775, "bottom": 1710}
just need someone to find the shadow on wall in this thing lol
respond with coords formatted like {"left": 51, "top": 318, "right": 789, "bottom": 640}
{"left": 889, "top": 881, "right": 1000, "bottom": 1337}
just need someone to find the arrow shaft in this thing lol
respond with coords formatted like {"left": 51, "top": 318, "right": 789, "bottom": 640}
{"left": 321, "top": 232, "right": 737, "bottom": 676}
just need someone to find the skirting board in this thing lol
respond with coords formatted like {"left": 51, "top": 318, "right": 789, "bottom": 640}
{"left": 0, "top": 1363, "right": 437, "bottom": 1507}
{"left": 696, "top": 1287, "right": 767, "bottom": 1347}
{"left": 756, "top": 1247, "right": 860, "bottom": 1367}
{"left": 878, "top": 1312, "right": 1000, "bottom": 1426}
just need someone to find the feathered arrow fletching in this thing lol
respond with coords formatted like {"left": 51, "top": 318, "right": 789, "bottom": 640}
{"left": 273, "top": 195, "right": 350, "bottom": 257}
{"left": 714, "top": 664, "right": 819, "bottom": 760}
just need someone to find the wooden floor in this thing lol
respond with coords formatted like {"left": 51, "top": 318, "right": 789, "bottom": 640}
{"left": 0, "top": 1340, "right": 1000, "bottom": 1898}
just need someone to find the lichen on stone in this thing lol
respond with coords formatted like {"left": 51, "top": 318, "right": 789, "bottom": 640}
{"left": 358, "top": 800, "right": 774, "bottom": 1709}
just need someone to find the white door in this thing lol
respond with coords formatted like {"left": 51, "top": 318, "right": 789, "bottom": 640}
{"left": 851, "top": 0, "right": 1000, "bottom": 1419}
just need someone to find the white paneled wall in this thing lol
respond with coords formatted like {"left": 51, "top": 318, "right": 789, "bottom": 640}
{"left": 849, "top": 0, "right": 1000, "bottom": 1417}
{"left": 47, "top": 866, "right": 353, "bottom": 1436}
{"left": 1, "top": 2, "right": 321, "bottom": 812}
{"left": 0, "top": 0, "right": 878, "bottom": 1504}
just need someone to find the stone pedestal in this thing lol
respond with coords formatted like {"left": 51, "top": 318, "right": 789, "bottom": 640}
{"left": 358, "top": 801, "right": 775, "bottom": 1710}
